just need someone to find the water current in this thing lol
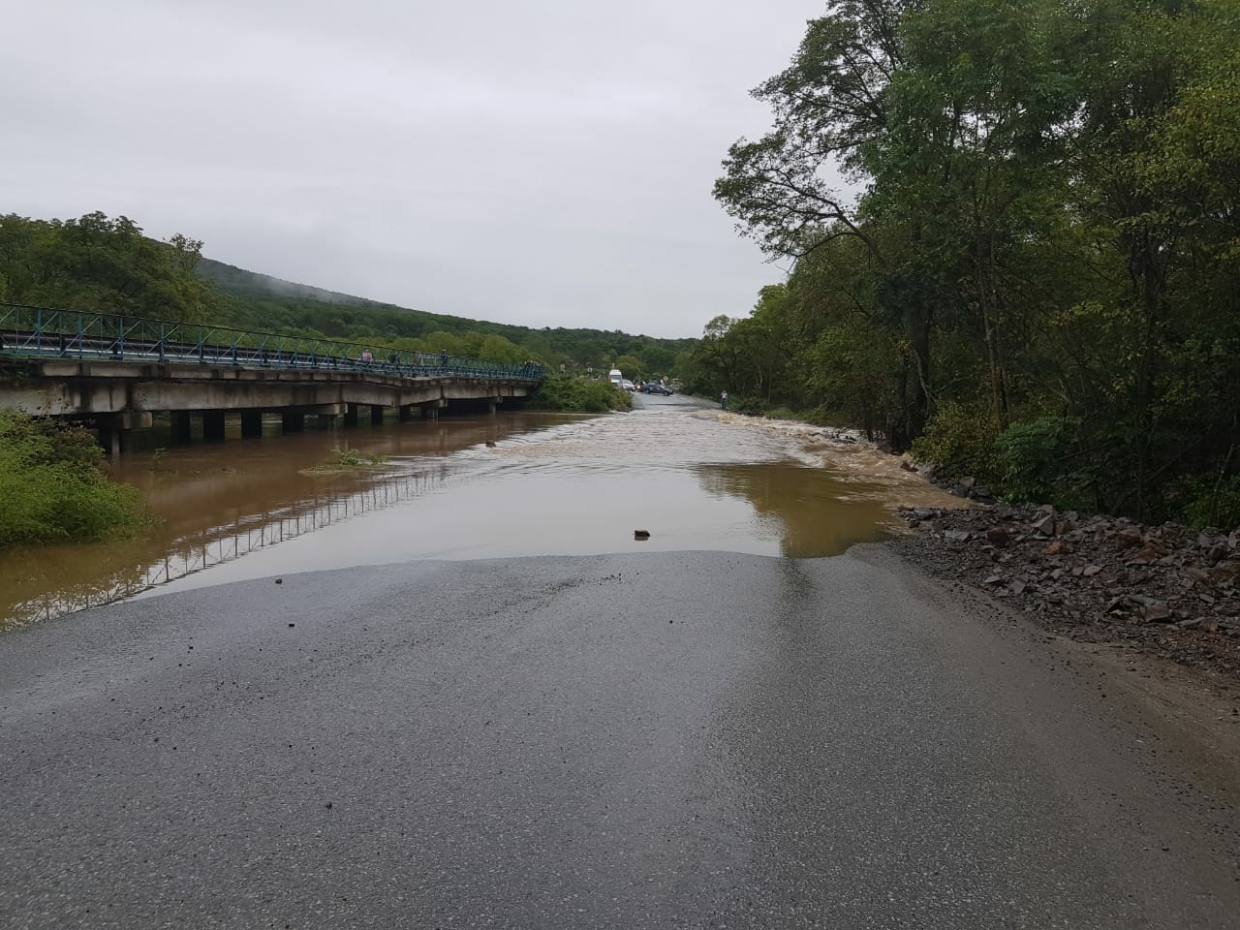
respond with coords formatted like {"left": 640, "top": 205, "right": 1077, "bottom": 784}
{"left": 0, "top": 393, "right": 960, "bottom": 630}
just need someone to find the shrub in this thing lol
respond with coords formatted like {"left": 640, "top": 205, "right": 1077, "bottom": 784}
{"left": 0, "top": 412, "right": 145, "bottom": 548}
{"left": 527, "top": 374, "right": 631, "bottom": 412}
{"left": 910, "top": 402, "right": 1001, "bottom": 483}
{"left": 1181, "top": 473, "right": 1240, "bottom": 530}
{"left": 995, "top": 417, "right": 1073, "bottom": 504}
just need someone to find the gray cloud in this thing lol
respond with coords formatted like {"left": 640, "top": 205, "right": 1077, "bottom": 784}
{"left": 2, "top": 0, "right": 826, "bottom": 337}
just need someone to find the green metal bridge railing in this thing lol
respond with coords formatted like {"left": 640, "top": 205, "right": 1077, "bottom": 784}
{"left": 0, "top": 303, "right": 545, "bottom": 382}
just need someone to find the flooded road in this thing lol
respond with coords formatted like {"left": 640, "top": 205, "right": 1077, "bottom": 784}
{"left": 0, "top": 393, "right": 958, "bottom": 629}
{"left": 6, "top": 400, "right": 1238, "bottom": 930}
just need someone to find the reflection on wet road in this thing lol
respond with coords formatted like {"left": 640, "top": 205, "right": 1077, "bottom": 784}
{"left": 0, "top": 393, "right": 960, "bottom": 628}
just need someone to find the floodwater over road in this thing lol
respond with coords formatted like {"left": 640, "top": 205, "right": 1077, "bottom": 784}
{"left": 0, "top": 393, "right": 959, "bottom": 629}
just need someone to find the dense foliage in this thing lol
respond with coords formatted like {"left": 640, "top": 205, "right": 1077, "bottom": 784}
{"left": 0, "top": 213, "right": 216, "bottom": 322}
{"left": 707, "top": 0, "right": 1240, "bottom": 525}
{"left": 0, "top": 412, "right": 145, "bottom": 548}
{"left": 526, "top": 374, "right": 632, "bottom": 413}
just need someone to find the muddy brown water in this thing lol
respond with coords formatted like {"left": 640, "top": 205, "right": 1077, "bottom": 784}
{"left": 0, "top": 396, "right": 960, "bottom": 630}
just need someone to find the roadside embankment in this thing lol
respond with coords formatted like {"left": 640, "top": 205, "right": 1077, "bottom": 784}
{"left": 892, "top": 502, "right": 1240, "bottom": 677}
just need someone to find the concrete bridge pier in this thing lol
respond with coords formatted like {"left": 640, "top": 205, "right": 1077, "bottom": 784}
{"left": 241, "top": 410, "right": 263, "bottom": 439}
{"left": 171, "top": 412, "right": 192, "bottom": 444}
{"left": 282, "top": 412, "right": 305, "bottom": 434}
{"left": 203, "top": 411, "right": 226, "bottom": 443}
{"left": 316, "top": 413, "right": 337, "bottom": 431}
{"left": 344, "top": 404, "right": 360, "bottom": 428}
{"left": 97, "top": 414, "right": 127, "bottom": 457}
{"left": 399, "top": 405, "right": 414, "bottom": 422}
{"left": 98, "top": 411, "right": 154, "bottom": 456}
{"left": 370, "top": 405, "right": 385, "bottom": 425}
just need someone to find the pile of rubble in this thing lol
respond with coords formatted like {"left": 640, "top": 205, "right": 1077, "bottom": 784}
{"left": 892, "top": 501, "right": 1240, "bottom": 676}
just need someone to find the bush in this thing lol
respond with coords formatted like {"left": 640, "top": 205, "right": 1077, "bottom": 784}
{"left": 0, "top": 412, "right": 145, "bottom": 548}
{"left": 527, "top": 375, "right": 631, "bottom": 412}
{"left": 910, "top": 402, "right": 1001, "bottom": 483}
{"left": 1181, "top": 473, "right": 1240, "bottom": 530}
{"left": 995, "top": 417, "right": 1074, "bottom": 504}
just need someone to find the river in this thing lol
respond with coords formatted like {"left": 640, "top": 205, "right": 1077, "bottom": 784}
{"left": 0, "top": 393, "right": 959, "bottom": 630}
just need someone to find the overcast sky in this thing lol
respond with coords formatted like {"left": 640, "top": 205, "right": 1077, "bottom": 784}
{"left": 4, "top": 1, "right": 825, "bottom": 338}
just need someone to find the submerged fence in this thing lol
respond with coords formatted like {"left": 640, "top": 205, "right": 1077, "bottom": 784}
{"left": 0, "top": 303, "right": 545, "bottom": 381}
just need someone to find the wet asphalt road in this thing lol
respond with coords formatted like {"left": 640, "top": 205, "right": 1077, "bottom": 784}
{"left": 2, "top": 549, "right": 1238, "bottom": 929}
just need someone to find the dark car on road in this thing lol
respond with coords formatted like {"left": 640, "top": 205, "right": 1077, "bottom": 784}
{"left": 641, "top": 382, "right": 674, "bottom": 395}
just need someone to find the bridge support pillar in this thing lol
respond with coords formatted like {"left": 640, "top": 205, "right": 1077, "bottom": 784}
{"left": 171, "top": 411, "right": 193, "bottom": 444}
{"left": 399, "top": 405, "right": 413, "bottom": 422}
{"left": 371, "top": 404, "right": 385, "bottom": 425}
{"left": 241, "top": 410, "right": 263, "bottom": 439}
{"left": 344, "top": 404, "right": 359, "bottom": 428}
{"left": 202, "top": 411, "right": 226, "bottom": 443}
{"left": 97, "top": 414, "right": 127, "bottom": 457}
{"left": 282, "top": 412, "right": 305, "bottom": 434}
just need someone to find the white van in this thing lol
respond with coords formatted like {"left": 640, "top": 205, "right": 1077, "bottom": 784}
{"left": 608, "top": 369, "right": 623, "bottom": 386}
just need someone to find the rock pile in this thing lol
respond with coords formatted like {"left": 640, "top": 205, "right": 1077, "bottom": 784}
{"left": 893, "top": 502, "right": 1240, "bottom": 676}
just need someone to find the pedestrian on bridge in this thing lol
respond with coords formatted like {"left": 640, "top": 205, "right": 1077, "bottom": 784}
{"left": 361, "top": 349, "right": 374, "bottom": 366}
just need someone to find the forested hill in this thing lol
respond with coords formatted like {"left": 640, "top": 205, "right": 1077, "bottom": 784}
{"left": 197, "top": 257, "right": 381, "bottom": 306}
{"left": 0, "top": 212, "right": 695, "bottom": 378}
{"left": 196, "top": 255, "right": 696, "bottom": 374}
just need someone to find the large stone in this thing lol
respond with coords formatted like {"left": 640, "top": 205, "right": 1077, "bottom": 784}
{"left": 1031, "top": 515, "right": 1054, "bottom": 536}
{"left": 986, "top": 526, "right": 1011, "bottom": 548}
{"left": 1141, "top": 603, "right": 1174, "bottom": 623}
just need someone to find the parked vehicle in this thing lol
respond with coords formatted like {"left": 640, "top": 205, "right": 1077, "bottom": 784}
{"left": 641, "top": 382, "right": 673, "bottom": 395}
{"left": 621, "top": 379, "right": 636, "bottom": 392}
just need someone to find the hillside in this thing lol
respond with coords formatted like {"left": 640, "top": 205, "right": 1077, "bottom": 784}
{"left": 197, "top": 255, "right": 696, "bottom": 374}
{"left": 198, "top": 257, "right": 382, "bottom": 306}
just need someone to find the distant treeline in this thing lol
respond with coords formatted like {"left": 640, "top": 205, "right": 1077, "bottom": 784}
{"left": 696, "top": 0, "right": 1240, "bottom": 526}
{"left": 0, "top": 213, "right": 694, "bottom": 380}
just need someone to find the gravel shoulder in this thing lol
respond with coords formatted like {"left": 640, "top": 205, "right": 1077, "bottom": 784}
{"left": 891, "top": 501, "right": 1240, "bottom": 676}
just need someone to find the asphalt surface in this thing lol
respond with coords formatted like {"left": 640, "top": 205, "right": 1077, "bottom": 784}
{"left": 2, "top": 549, "right": 1238, "bottom": 929}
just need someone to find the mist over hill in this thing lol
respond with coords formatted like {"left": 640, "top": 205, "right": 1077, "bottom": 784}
{"left": 194, "top": 254, "right": 695, "bottom": 375}
{"left": 197, "top": 257, "right": 381, "bottom": 307}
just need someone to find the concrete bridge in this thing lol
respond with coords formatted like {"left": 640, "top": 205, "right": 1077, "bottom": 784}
{"left": 0, "top": 305, "right": 543, "bottom": 453}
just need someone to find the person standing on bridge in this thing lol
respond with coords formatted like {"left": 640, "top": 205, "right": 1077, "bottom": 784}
{"left": 361, "top": 349, "right": 374, "bottom": 366}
